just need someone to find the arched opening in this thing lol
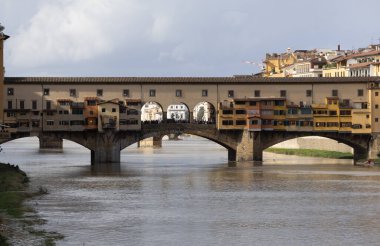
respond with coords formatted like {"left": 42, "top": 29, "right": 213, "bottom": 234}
{"left": 0, "top": 137, "right": 90, "bottom": 165}
{"left": 263, "top": 136, "right": 354, "bottom": 164}
{"left": 122, "top": 134, "right": 227, "bottom": 164}
{"left": 141, "top": 102, "right": 163, "bottom": 123}
{"left": 193, "top": 102, "right": 216, "bottom": 124}
{"left": 166, "top": 103, "right": 189, "bottom": 123}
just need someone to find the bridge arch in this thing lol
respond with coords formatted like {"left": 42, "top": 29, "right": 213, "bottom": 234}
{"left": 120, "top": 123, "right": 237, "bottom": 153}
{"left": 259, "top": 131, "right": 370, "bottom": 160}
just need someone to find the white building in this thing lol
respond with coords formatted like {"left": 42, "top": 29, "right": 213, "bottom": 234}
{"left": 167, "top": 104, "right": 188, "bottom": 122}
{"left": 141, "top": 102, "right": 163, "bottom": 122}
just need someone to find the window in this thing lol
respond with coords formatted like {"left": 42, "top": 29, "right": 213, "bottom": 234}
{"left": 46, "top": 120, "right": 54, "bottom": 126}
{"left": 20, "top": 100, "right": 25, "bottom": 110}
{"left": 97, "top": 89, "right": 103, "bottom": 97}
{"left": 70, "top": 120, "right": 84, "bottom": 126}
{"left": 87, "top": 100, "right": 97, "bottom": 106}
{"left": 376, "top": 118, "right": 379, "bottom": 123}
{"left": 222, "top": 110, "right": 233, "bottom": 114}
{"left": 72, "top": 108, "right": 83, "bottom": 115}
{"left": 306, "top": 90, "right": 312, "bottom": 97}
{"left": 46, "top": 101, "right": 51, "bottom": 110}
{"left": 280, "top": 90, "right": 287, "bottom": 97}
{"left": 222, "top": 120, "right": 233, "bottom": 125}
{"left": 7, "top": 88, "right": 14, "bottom": 96}
{"left": 274, "top": 100, "right": 285, "bottom": 106}
{"left": 127, "top": 109, "right": 139, "bottom": 115}
{"left": 70, "top": 89, "right": 76, "bottom": 97}
{"left": 235, "top": 110, "right": 246, "bottom": 114}
{"left": 59, "top": 121, "right": 69, "bottom": 126}
{"left": 43, "top": 88, "right": 50, "bottom": 96}
{"left": 176, "top": 90, "right": 182, "bottom": 97}
{"left": 376, "top": 92, "right": 379, "bottom": 97}
{"left": 236, "top": 120, "right": 246, "bottom": 125}
{"left": 7, "top": 112, "right": 15, "bottom": 117}
{"left": 332, "top": 89, "right": 338, "bottom": 97}
{"left": 32, "top": 100, "right": 37, "bottom": 110}
{"left": 102, "top": 108, "right": 106, "bottom": 113}
{"left": 228, "top": 90, "right": 234, "bottom": 98}
{"left": 202, "top": 90, "right": 208, "bottom": 97}
{"left": 376, "top": 105, "right": 379, "bottom": 109}
{"left": 123, "top": 89, "right": 129, "bottom": 97}
{"left": 7, "top": 100, "right": 12, "bottom": 109}
{"left": 112, "top": 108, "right": 116, "bottom": 113}
{"left": 254, "top": 90, "right": 260, "bottom": 97}
{"left": 357, "top": 89, "right": 364, "bottom": 97}
{"left": 149, "top": 89, "right": 156, "bottom": 97}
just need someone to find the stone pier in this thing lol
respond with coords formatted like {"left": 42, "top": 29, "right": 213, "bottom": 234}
{"left": 88, "top": 131, "right": 122, "bottom": 165}
{"left": 368, "top": 134, "right": 380, "bottom": 160}
{"left": 228, "top": 130, "right": 261, "bottom": 162}
{"left": 138, "top": 136, "right": 162, "bottom": 148}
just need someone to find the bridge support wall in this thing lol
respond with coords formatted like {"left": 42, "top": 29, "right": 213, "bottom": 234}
{"left": 228, "top": 130, "right": 262, "bottom": 162}
{"left": 91, "top": 145, "right": 121, "bottom": 165}
{"left": 89, "top": 133, "right": 121, "bottom": 165}
{"left": 368, "top": 134, "right": 380, "bottom": 159}
{"left": 39, "top": 134, "right": 63, "bottom": 149}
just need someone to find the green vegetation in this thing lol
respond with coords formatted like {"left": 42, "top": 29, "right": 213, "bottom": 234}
{"left": 265, "top": 148, "right": 353, "bottom": 159}
{"left": 0, "top": 163, "right": 63, "bottom": 245}
{"left": 0, "top": 164, "right": 29, "bottom": 218}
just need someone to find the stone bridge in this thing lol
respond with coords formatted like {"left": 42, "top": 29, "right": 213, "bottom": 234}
{"left": 0, "top": 123, "right": 374, "bottom": 165}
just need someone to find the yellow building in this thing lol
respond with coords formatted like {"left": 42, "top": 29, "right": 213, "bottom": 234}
{"left": 323, "top": 55, "right": 350, "bottom": 77}
{"left": 263, "top": 51, "right": 297, "bottom": 77}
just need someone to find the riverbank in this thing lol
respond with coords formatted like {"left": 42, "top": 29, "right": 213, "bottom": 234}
{"left": 265, "top": 148, "right": 353, "bottom": 159}
{"left": 0, "top": 163, "right": 63, "bottom": 245}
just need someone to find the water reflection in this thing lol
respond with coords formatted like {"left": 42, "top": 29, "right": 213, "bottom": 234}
{"left": 1, "top": 137, "right": 380, "bottom": 246}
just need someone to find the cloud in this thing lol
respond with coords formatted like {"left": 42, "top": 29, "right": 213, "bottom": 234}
{"left": 4, "top": 0, "right": 380, "bottom": 76}
{"left": 9, "top": 0, "right": 130, "bottom": 67}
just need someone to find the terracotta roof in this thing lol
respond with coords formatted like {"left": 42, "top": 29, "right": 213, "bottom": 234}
{"left": 349, "top": 62, "right": 372, "bottom": 69}
{"left": 330, "top": 55, "right": 349, "bottom": 63}
{"left": 234, "top": 97, "right": 286, "bottom": 101}
{"left": 350, "top": 50, "right": 380, "bottom": 59}
{"left": 84, "top": 97, "right": 99, "bottom": 100}
{"left": 125, "top": 99, "right": 142, "bottom": 102}
{"left": 4, "top": 76, "right": 380, "bottom": 84}
{"left": 57, "top": 99, "right": 73, "bottom": 102}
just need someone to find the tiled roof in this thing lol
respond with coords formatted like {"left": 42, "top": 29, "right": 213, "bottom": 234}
{"left": 349, "top": 62, "right": 372, "bottom": 69}
{"left": 350, "top": 50, "right": 380, "bottom": 58}
{"left": 4, "top": 76, "right": 380, "bottom": 84}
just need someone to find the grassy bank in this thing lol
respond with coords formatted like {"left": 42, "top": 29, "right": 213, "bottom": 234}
{"left": 0, "top": 163, "right": 63, "bottom": 245}
{"left": 265, "top": 148, "right": 353, "bottom": 159}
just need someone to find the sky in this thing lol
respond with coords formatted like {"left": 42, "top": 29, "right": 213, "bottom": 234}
{"left": 1, "top": 0, "right": 380, "bottom": 77}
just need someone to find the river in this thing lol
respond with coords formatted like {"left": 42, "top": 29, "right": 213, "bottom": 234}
{"left": 1, "top": 136, "right": 380, "bottom": 246}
